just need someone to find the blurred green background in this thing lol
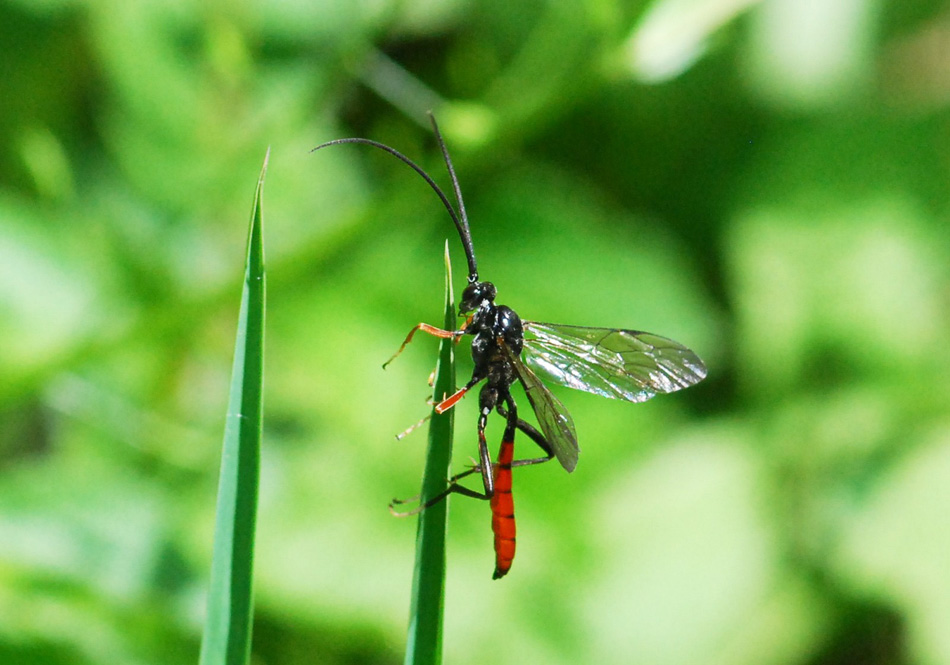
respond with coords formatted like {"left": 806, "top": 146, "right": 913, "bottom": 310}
{"left": 3, "top": 0, "right": 950, "bottom": 663}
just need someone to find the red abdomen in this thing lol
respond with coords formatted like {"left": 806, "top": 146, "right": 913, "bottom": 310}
{"left": 490, "top": 436, "right": 515, "bottom": 579}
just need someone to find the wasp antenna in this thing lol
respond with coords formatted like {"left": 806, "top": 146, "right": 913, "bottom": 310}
{"left": 427, "top": 112, "right": 479, "bottom": 283}
{"left": 312, "top": 136, "right": 468, "bottom": 259}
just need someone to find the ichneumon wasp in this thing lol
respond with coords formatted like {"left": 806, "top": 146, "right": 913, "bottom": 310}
{"left": 312, "top": 114, "right": 707, "bottom": 579}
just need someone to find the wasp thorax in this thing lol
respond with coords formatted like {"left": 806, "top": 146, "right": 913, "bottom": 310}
{"left": 460, "top": 281, "right": 496, "bottom": 314}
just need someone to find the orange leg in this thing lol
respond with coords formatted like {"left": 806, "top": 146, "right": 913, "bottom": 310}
{"left": 435, "top": 386, "right": 468, "bottom": 413}
{"left": 382, "top": 323, "right": 461, "bottom": 369}
{"left": 434, "top": 372, "right": 487, "bottom": 414}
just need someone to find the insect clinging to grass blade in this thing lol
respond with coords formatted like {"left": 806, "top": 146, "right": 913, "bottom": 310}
{"left": 312, "top": 114, "right": 707, "bottom": 579}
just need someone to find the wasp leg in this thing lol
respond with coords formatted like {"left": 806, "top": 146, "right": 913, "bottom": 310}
{"left": 394, "top": 413, "right": 431, "bottom": 440}
{"left": 383, "top": 323, "right": 463, "bottom": 369}
{"left": 398, "top": 359, "right": 480, "bottom": 442}
{"left": 434, "top": 374, "right": 484, "bottom": 413}
{"left": 398, "top": 370, "right": 485, "bottom": 439}
{"left": 389, "top": 465, "right": 483, "bottom": 516}
{"left": 389, "top": 390, "right": 496, "bottom": 516}
{"left": 496, "top": 398, "right": 555, "bottom": 468}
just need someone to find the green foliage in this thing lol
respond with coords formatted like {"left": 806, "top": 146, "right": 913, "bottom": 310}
{"left": 1, "top": 0, "right": 949, "bottom": 664}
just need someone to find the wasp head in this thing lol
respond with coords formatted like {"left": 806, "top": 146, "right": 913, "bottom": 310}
{"left": 459, "top": 280, "right": 496, "bottom": 315}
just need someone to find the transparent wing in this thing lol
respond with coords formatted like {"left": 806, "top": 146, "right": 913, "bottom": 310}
{"left": 522, "top": 322, "right": 707, "bottom": 403}
{"left": 502, "top": 342, "right": 580, "bottom": 473}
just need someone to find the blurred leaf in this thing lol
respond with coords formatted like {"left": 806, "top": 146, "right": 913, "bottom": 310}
{"left": 0, "top": 454, "right": 187, "bottom": 664}
{"left": 479, "top": 2, "right": 611, "bottom": 131}
{"left": 625, "top": 0, "right": 762, "bottom": 82}
{"left": 19, "top": 125, "right": 73, "bottom": 200}
{"left": 0, "top": 198, "right": 131, "bottom": 401}
{"left": 580, "top": 426, "right": 828, "bottom": 665}
{"left": 728, "top": 198, "right": 946, "bottom": 396}
{"left": 746, "top": 0, "right": 879, "bottom": 108}
{"left": 834, "top": 427, "right": 950, "bottom": 664}
{"left": 0, "top": 461, "right": 165, "bottom": 598}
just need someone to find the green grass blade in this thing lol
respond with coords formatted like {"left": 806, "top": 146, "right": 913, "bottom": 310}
{"left": 404, "top": 242, "right": 456, "bottom": 665}
{"left": 199, "top": 149, "right": 268, "bottom": 665}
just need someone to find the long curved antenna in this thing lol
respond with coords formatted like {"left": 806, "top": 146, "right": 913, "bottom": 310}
{"left": 427, "top": 113, "right": 478, "bottom": 283}
{"left": 311, "top": 129, "right": 479, "bottom": 281}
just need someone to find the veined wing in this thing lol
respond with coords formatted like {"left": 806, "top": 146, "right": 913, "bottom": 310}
{"left": 522, "top": 322, "right": 707, "bottom": 403}
{"left": 502, "top": 341, "right": 580, "bottom": 473}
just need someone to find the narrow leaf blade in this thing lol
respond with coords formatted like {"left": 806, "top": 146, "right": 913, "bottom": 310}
{"left": 199, "top": 150, "right": 268, "bottom": 665}
{"left": 404, "top": 242, "right": 456, "bottom": 665}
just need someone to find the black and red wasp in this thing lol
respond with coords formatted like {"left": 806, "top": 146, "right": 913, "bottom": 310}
{"left": 313, "top": 114, "right": 707, "bottom": 579}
